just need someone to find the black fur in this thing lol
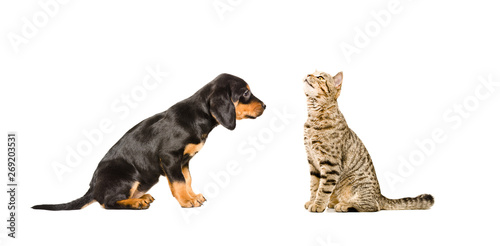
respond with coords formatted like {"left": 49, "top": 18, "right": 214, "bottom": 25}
{"left": 32, "top": 73, "right": 265, "bottom": 210}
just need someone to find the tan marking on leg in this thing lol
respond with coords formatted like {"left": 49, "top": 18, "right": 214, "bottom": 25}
{"left": 112, "top": 181, "right": 155, "bottom": 209}
{"left": 129, "top": 181, "right": 140, "bottom": 199}
{"left": 182, "top": 166, "right": 193, "bottom": 193}
{"left": 182, "top": 166, "right": 206, "bottom": 204}
{"left": 170, "top": 182, "right": 203, "bottom": 208}
{"left": 131, "top": 191, "right": 145, "bottom": 199}
{"left": 115, "top": 197, "right": 152, "bottom": 209}
{"left": 184, "top": 143, "right": 204, "bottom": 156}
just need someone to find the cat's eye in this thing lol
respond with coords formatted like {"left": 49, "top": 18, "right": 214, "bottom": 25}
{"left": 317, "top": 76, "right": 325, "bottom": 81}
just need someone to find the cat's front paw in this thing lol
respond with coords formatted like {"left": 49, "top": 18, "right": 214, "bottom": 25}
{"left": 304, "top": 201, "right": 314, "bottom": 210}
{"left": 308, "top": 202, "right": 326, "bottom": 213}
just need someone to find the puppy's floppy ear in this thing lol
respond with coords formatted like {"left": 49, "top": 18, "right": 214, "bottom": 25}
{"left": 210, "top": 91, "right": 236, "bottom": 130}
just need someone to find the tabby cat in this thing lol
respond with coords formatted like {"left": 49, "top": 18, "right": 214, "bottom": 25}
{"left": 303, "top": 70, "right": 434, "bottom": 212}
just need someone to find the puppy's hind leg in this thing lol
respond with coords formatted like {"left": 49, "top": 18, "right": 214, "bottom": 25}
{"left": 112, "top": 181, "right": 155, "bottom": 210}
{"left": 94, "top": 161, "right": 154, "bottom": 210}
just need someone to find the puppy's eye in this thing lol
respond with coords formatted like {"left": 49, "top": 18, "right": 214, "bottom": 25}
{"left": 317, "top": 76, "right": 325, "bottom": 81}
{"left": 243, "top": 90, "right": 250, "bottom": 97}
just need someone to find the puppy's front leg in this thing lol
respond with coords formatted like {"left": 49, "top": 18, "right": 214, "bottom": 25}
{"left": 182, "top": 163, "right": 206, "bottom": 205}
{"left": 161, "top": 158, "right": 203, "bottom": 208}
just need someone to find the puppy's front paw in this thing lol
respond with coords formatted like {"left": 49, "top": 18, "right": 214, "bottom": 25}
{"left": 179, "top": 199, "right": 199, "bottom": 208}
{"left": 308, "top": 202, "right": 326, "bottom": 213}
{"left": 194, "top": 193, "right": 206, "bottom": 206}
{"left": 140, "top": 194, "right": 155, "bottom": 204}
{"left": 178, "top": 194, "right": 206, "bottom": 208}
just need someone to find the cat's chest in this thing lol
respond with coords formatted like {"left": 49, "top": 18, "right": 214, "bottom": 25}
{"left": 304, "top": 119, "right": 345, "bottom": 159}
{"left": 304, "top": 125, "right": 334, "bottom": 149}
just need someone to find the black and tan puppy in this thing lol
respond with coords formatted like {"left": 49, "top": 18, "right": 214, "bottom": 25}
{"left": 33, "top": 73, "right": 265, "bottom": 210}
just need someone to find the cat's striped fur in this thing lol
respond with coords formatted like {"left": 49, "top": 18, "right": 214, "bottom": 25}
{"left": 303, "top": 71, "right": 434, "bottom": 212}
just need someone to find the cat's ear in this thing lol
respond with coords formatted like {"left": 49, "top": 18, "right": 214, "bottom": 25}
{"left": 333, "top": 71, "right": 343, "bottom": 99}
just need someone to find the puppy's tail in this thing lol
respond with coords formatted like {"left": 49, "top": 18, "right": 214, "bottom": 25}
{"left": 379, "top": 194, "right": 434, "bottom": 210}
{"left": 32, "top": 188, "right": 94, "bottom": 211}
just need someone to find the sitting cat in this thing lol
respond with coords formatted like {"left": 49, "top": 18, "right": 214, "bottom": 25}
{"left": 303, "top": 70, "right": 434, "bottom": 212}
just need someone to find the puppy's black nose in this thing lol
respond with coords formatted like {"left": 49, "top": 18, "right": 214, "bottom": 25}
{"left": 262, "top": 103, "right": 266, "bottom": 109}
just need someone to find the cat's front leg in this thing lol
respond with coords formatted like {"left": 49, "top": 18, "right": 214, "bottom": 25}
{"left": 305, "top": 158, "right": 320, "bottom": 210}
{"left": 308, "top": 159, "right": 340, "bottom": 213}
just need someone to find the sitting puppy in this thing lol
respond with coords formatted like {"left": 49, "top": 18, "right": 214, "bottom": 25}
{"left": 33, "top": 73, "right": 266, "bottom": 210}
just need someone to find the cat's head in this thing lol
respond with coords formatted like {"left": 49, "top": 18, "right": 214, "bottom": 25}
{"left": 303, "top": 71, "right": 343, "bottom": 100}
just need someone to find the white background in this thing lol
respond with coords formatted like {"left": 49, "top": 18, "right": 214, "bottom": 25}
{"left": 1, "top": 1, "right": 499, "bottom": 245}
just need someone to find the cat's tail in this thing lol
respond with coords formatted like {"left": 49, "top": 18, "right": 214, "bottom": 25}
{"left": 379, "top": 194, "right": 434, "bottom": 210}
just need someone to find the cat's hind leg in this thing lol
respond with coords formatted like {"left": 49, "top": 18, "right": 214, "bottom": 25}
{"left": 349, "top": 193, "right": 380, "bottom": 212}
{"left": 329, "top": 197, "right": 359, "bottom": 212}
{"left": 329, "top": 178, "right": 380, "bottom": 212}
{"left": 335, "top": 187, "right": 381, "bottom": 212}
{"left": 327, "top": 194, "right": 339, "bottom": 209}
{"left": 333, "top": 196, "right": 380, "bottom": 212}
{"left": 348, "top": 172, "right": 382, "bottom": 212}
{"left": 330, "top": 184, "right": 358, "bottom": 212}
